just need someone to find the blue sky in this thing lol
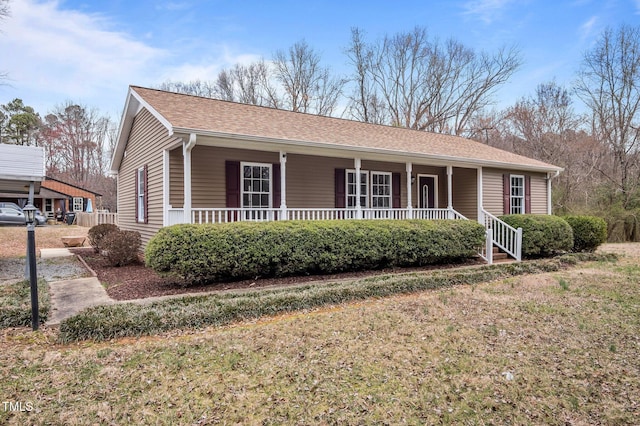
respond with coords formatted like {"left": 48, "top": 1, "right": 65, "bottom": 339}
{"left": 0, "top": 0, "right": 638, "bottom": 120}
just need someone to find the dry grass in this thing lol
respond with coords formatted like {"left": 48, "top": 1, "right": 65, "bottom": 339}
{"left": 0, "top": 244, "right": 639, "bottom": 424}
{"left": 0, "top": 225, "right": 89, "bottom": 258}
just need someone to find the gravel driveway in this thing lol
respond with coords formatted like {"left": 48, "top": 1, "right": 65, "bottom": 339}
{"left": 0, "top": 256, "right": 89, "bottom": 285}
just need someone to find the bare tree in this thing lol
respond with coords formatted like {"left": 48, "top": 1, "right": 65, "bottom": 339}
{"left": 158, "top": 80, "right": 217, "bottom": 98}
{"left": 0, "top": 0, "right": 10, "bottom": 83}
{"left": 346, "top": 26, "right": 521, "bottom": 135}
{"left": 575, "top": 25, "right": 640, "bottom": 208}
{"left": 272, "top": 40, "right": 346, "bottom": 115}
{"left": 40, "top": 102, "right": 111, "bottom": 186}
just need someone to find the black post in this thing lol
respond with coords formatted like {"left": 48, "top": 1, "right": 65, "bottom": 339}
{"left": 27, "top": 224, "right": 39, "bottom": 330}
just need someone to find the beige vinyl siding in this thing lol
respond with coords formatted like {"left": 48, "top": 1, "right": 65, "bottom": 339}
{"left": 482, "top": 168, "right": 505, "bottom": 216}
{"left": 452, "top": 167, "right": 477, "bottom": 220}
{"left": 530, "top": 173, "right": 548, "bottom": 214}
{"left": 169, "top": 147, "right": 184, "bottom": 208}
{"left": 287, "top": 154, "right": 352, "bottom": 207}
{"left": 118, "top": 108, "right": 182, "bottom": 246}
{"left": 482, "top": 168, "right": 549, "bottom": 216}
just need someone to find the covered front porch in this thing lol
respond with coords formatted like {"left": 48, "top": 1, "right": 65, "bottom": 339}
{"left": 160, "top": 138, "right": 522, "bottom": 263}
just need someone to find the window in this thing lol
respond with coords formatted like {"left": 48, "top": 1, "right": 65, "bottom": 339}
{"left": 73, "top": 197, "right": 83, "bottom": 212}
{"left": 510, "top": 175, "right": 524, "bottom": 214}
{"left": 136, "top": 167, "right": 146, "bottom": 222}
{"left": 371, "top": 172, "right": 391, "bottom": 208}
{"left": 346, "top": 170, "right": 368, "bottom": 208}
{"left": 241, "top": 162, "right": 272, "bottom": 208}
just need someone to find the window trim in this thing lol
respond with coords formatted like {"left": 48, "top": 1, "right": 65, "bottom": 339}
{"left": 510, "top": 174, "right": 525, "bottom": 214}
{"left": 240, "top": 162, "right": 273, "bottom": 209}
{"left": 136, "top": 166, "right": 145, "bottom": 222}
{"left": 370, "top": 171, "right": 392, "bottom": 209}
{"left": 72, "top": 197, "right": 84, "bottom": 213}
{"left": 346, "top": 169, "right": 369, "bottom": 208}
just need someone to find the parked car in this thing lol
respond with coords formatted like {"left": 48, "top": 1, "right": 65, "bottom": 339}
{"left": 0, "top": 207, "right": 26, "bottom": 226}
{"left": 0, "top": 206, "right": 47, "bottom": 226}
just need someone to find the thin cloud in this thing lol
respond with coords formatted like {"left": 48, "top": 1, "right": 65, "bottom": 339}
{"left": 462, "top": 0, "right": 514, "bottom": 24}
{"left": 0, "top": 0, "right": 166, "bottom": 99}
{"left": 579, "top": 16, "right": 598, "bottom": 40}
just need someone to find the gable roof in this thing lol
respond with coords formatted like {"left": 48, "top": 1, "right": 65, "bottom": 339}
{"left": 42, "top": 176, "right": 102, "bottom": 197}
{"left": 111, "top": 86, "right": 562, "bottom": 174}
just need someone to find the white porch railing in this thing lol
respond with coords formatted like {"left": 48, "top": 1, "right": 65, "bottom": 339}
{"left": 480, "top": 208, "right": 522, "bottom": 262}
{"left": 166, "top": 207, "right": 468, "bottom": 226}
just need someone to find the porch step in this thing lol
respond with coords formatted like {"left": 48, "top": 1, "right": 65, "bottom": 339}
{"left": 492, "top": 246, "right": 509, "bottom": 261}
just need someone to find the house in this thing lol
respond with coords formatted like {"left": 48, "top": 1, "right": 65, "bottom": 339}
{"left": 110, "top": 86, "right": 563, "bottom": 261}
{"left": 38, "top": 177, "right": 101, "bottom": 219}
{"left": 0, "top": 175, "right": 101, "bottom": 220}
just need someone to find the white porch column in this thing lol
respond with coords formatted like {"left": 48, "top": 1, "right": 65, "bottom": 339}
{"left": 162, "top": 149, "right": 170, "bottom": 226}
{"left": 183, "top": 133, "right": 197, "bottom": 224}
{"left": 280, "top": 151, "right": 287, "bottom": 219}
{"left": 477, "top": 167, "right": 484, "bottom": 224}
{"left": 406, "top": 162, "right": 413, "bottom": 219}
{"left": 446, "top": 165, "right": 453, "bottom": 210}
{"left": 355, "top": 157, "right": 362, "bottom": 219}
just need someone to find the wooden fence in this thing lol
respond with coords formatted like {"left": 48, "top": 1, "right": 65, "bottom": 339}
{"left": 75, "top": 211, "right": 118, "bottom": 228}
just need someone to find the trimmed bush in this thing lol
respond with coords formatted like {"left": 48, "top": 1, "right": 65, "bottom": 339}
{"left": 563, "top": 215, "right": 607, "bottom": 252}
{"left": 103, "top": 230, "right": 142, "bottom": 267}
{"left": 88, "top": 223, "right": 119, "bottom": 253}
{"left": 500, "top": 214, "right": 573, "bottom": 258}
{"left": 145, "top": 220, "right": 486, "bottom": 283}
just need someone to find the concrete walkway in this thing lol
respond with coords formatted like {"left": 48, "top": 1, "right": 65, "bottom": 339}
{"left": 41, "top": 248, "right": 115, "bottom": 326}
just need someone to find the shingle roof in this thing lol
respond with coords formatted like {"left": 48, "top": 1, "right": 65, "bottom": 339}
{"left": 128, "top": 86, "right": 561, "bottom": 172}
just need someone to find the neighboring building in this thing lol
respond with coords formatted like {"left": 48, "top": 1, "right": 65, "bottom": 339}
{"left": 0, "top": 144, "right": 44, "bottom": 196}
{"left": 110, "top": 86, "right": 563, "bottom": 260}
{"left": 0, "top": 175, "right": 101, "bottom": 220}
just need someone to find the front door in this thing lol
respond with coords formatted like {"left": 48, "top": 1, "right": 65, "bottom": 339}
{"left": 419, "top": 176, "right": 436, "bottom": 208}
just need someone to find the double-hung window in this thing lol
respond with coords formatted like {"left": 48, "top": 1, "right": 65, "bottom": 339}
{"left": 510, "top": 175, "right": 525, "bottom": 214}
{"left": 73, "top": 197, "right": 84, "bottom": 212}
{"left": 371, "top": 172, "right": 392, "bottom": 208}
{"left": 346, "top": 170, "right": 368, "bottom": 208}
{"left": 136, "top": 167, "right": 145, "bottom": 222}
{"left": 241, "top": 162, "right": 272, "bottom": 209}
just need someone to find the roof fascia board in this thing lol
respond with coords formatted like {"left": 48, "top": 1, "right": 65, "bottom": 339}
{"left": 173, "top": 128, "right": 563, "bottom": 174}
{"left": 110, "top": 87, "right": 174, "bottom": 173}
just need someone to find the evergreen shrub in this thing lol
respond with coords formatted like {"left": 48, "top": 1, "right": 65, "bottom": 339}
{"left": 563, "top": 215, "right": 607, "bottom": 252}
{"left": 145, "top": 220, "right": 486, "bottom": 282}
{"left": 499, "top": 214, "right": 573, "bottom": 258}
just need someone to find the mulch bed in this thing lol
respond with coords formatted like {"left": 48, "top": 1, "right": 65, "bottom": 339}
{"left": 70, "top": 247, "right": 484, "bottom": 301}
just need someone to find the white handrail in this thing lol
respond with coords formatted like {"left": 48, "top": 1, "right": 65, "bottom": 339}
{"left": 480, "top": 208, "right": 522, "bottom": 261}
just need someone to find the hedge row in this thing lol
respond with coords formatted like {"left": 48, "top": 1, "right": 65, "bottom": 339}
{"left": 499, "top": 214, "right": 608, "bottom": 257}
{"left": 145, "top": 220, "right": 486, "bottom": 282}
{"left": 58, "top": 252, "right": 616, "bottom": 342}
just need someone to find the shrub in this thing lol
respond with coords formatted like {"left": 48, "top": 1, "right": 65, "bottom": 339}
{"left": 145, "top": 220, "right": 486, "bottom": 283}
{"left": 102, "top": 230, "right": 142, "bottom": 267}
{"left": 499, "top": 214, "right": 573, "bottom": 258}
{"left": 88, "top": 223, "right": 119, "bottom": 253}
{"left": 563, "top": 215, "right": 608, "bottom": 252}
